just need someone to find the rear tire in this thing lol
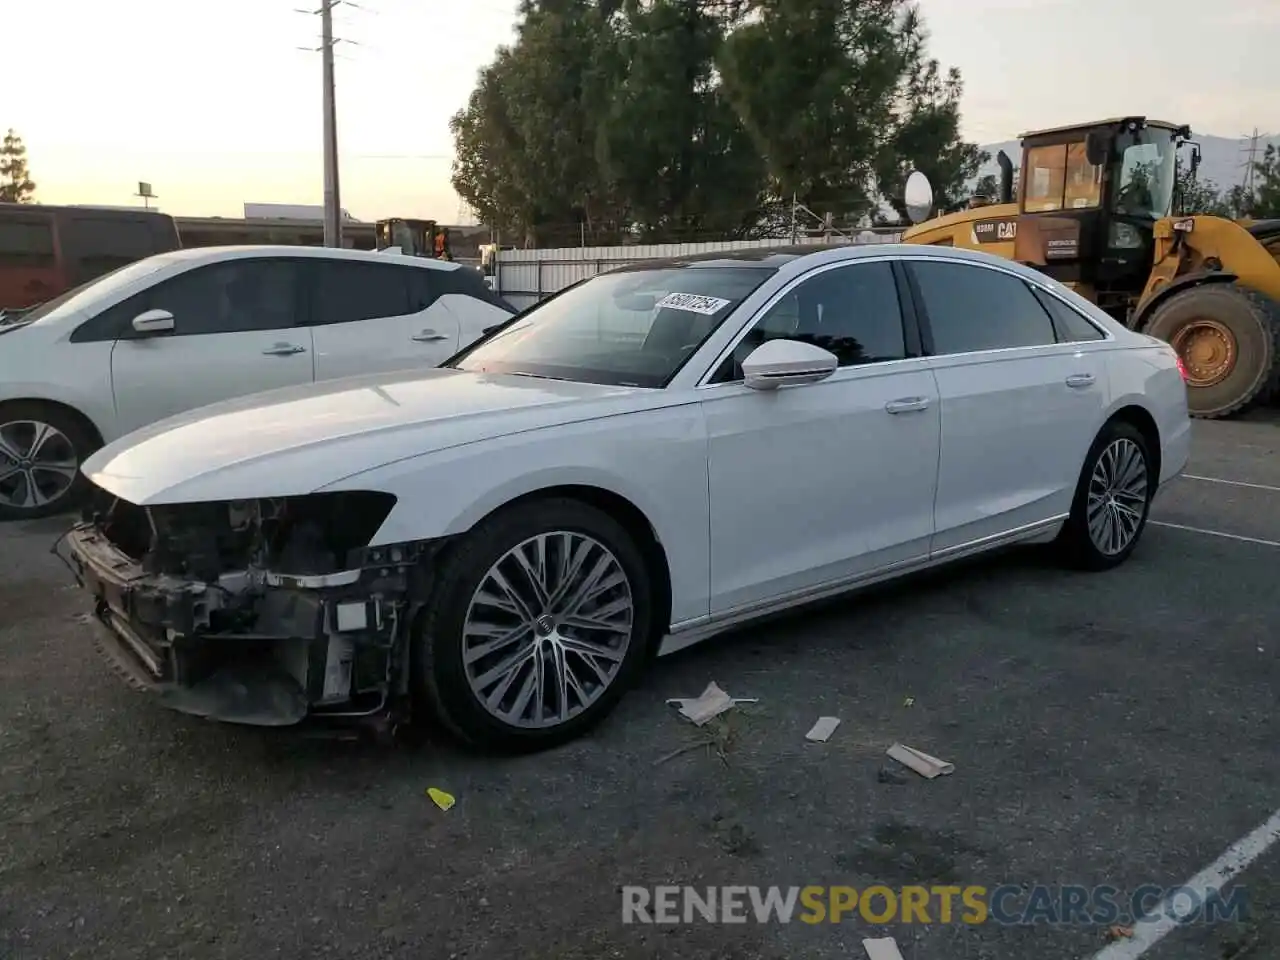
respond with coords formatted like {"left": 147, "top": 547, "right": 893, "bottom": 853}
{"left": 412, "top": 498, "right": 653, "bottom": 753}
{"left": 1055, "top": 420, "right": 1154, "bottom": 571}
{"left": 0, "top": 400, "right": 99, "bottom": 522}
{"left": 1143, "top": 283, "right": 1280, "bottom": 419}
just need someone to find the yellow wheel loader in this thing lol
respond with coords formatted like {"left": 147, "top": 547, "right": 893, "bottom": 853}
{"left": 901, "top": 116, "right": 1280, "bottom": 419}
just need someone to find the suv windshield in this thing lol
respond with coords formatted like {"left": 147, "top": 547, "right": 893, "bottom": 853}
{"left": 452, "top": 265, "right": 775, "bottom": 387}
{"left": 1112, "top": 127, "right": 1178, "bottom": 220}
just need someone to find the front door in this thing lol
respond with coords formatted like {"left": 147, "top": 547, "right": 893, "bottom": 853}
{"left": 111, "top": 257, "right": 315, "bottom": 435}
{"left": 702, "top": 259, "right": 941, "bottom": 615}
{"left": 905, "top": 258, "right": 1112, "bottom": 552}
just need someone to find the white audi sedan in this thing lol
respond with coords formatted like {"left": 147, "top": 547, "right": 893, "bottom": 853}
{"left": 0, "top": 245, "right": 514, "bottom": 520}
{"left": 59, "top": 244, "right": 1191, "bottom": 750}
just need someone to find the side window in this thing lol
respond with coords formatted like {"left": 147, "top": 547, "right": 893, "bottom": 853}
{"left": 910, "top": 261, "right": 1056, "bottom": 355}
{"left": 1030, "top": 284, "right": 1106, "bottom": 342}
{"left": 1023, "top": 145, "right": 1067, "bottom": 213}
{"left": 72, "top": 293, "right": 152, "bottom": 343}
{"left": 714, "top": 262, "right": 907, "bottom": 382}
{"left": 0, "top": 217, "right": 56, "bottom": 268}
{"left": 147, "top": 259, "right": 301, "bottom": 336}
{"left": 311, "top": 261, "right": 412, "bottom": 325}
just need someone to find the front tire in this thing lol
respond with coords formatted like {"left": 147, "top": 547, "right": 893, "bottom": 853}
{"left": 1055, "top": 420, "right": 1154, "bottom": 571}
{"left": 413, "top": 498, "right": 653, "bottom": 752}
{"left": 0, "top": 401, "right": 98, "bottom": 522}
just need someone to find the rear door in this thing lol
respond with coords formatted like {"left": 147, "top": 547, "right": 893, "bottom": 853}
{"left": 307, "top": 259, "right": 461, "bottom": 381}
{"left": 0, "top": 209, "right": 62, "bottom": 310}
{"left": 110, "top": 257, "right": 314, "bottom": 434}
{"left": 904, "top": 257, "right": 1111, "bottom": 553}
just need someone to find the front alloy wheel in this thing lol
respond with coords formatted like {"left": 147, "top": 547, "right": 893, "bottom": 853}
{"left": 414, "top": 497, "right": 653, "bottom": 751}
{"left": 462, "top": 531, "right": 634, "bottom": 729}
{"left": 0, "top": 406, "right": 93, "bottom": 521}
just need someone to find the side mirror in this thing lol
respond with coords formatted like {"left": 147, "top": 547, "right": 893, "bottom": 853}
{"left": 1085, "top": 131, "right": 1112, "bottom": 166}
{"left": 131, "top": 308, "right": 175, "bottom": 335}
{"left": 904, "top": 170, "right": 934, "bottom": 225}
{"left": 741, "top": 339, "right": 838, "bottom": 390}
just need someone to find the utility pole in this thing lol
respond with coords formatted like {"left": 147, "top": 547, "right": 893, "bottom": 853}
{"left": 321, "top": 0, "right": 342, "bottom": 248}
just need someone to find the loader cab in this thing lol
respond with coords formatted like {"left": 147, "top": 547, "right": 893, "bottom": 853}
{"left": 375, "top": 218, "right": 451, "bottom": 260}
{"left": 1013, "top": 117, "right": 1185, "bottom": 309}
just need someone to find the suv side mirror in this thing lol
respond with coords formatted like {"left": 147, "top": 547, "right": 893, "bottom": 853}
{"left": 131, "top": 308, "right": 175, "bottom": 335}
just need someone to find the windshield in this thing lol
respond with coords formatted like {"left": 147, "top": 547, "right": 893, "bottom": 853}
{"left": 19, "top": 256, "right": 170, "bottom": 326}
{"left": 1112, "top": 128, "right": 1178, "bottom": 220}
{"left": 452, "top": 265, "right": 775, "bottom": 387}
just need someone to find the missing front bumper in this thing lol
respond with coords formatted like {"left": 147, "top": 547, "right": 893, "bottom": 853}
{"left": 57, "top": 522, "right": 410, "bottom": 728}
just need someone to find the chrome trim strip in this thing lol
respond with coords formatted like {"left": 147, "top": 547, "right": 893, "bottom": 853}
{"left": 657, "top": 514, "right": 1069, "bottom": 656}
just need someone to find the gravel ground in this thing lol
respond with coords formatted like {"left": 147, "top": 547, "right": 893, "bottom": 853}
{"left": 0, "top": 416, "right": 1276, "bottom": 960}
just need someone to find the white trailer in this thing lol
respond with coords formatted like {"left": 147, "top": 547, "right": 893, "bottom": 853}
{"left": 489, "top": 231, "right": 903, "bottom": 311}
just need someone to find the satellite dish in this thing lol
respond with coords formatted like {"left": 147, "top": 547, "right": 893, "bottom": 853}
{"left": 904, "top": 171, "right": 934, "bottom": 224}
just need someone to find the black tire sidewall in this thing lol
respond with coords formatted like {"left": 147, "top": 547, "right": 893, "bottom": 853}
{"left": 1144, "top": 286, "right": 1275, "bottom": 418}
{"left": 0, "top": 401, "right": 97, "bottom": 522}
{"left": 415, "top": 498, "right": 654, "bottom": 751}
{"left": 1062, "top": 420, "right": 1154, "bottom": 570}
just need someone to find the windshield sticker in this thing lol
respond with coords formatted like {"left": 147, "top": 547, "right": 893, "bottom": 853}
{"left": 655, "top": 292, "right": 732, "bottom": 316}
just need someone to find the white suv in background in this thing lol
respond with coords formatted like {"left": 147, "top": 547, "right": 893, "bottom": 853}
{"left": 0, "top": 245, "right": 516, "bottom": 520}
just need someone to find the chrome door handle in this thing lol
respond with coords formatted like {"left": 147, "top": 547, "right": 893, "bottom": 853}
{"left": 262, "top": 343, "right": 306, "bottom": 356}
{"left": 885, "top": 397, "right": 931, "bottom": 414}
{"left": 412, "top": 330, "right": 448, "bottom": 342}
{"left": 1065, "top": 373, "right": 1095, "bottom": 388}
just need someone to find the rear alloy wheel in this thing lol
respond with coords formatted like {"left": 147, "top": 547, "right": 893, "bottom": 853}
{"left": 0, "top": 402, "right": 97, "bottom": 522}
{"left": 1144, "top": 283, "right": 1280, "bottom": 419}
{"left": 414, "top": 498, "right": 653, "bottom": 751}
{"left": 1056, "top": 420, "right": 1154, "bottom": 571}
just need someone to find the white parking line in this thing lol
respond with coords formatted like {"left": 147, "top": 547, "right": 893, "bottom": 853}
{"left": 1150, "top": 520, "right": 1280, "bottom": 548}
{"left": 1182, "top": 474, "right": 1280, "bottom": 494}
{"left": 1089, "top": 808, "right": 1280, "bottom": 959}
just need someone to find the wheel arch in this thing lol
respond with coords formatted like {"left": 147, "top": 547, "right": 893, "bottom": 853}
{"left": 457, "top": 483, "right": 674, "bottom": 646}
{"left": 1103, "top": 403, "right": 1162, "bottom": 484}
{"left": 1132, "top": 270, "right": 1237, "bottom": 331}
{"left": 0, "top": 396, "right": 105, "bottom": 449}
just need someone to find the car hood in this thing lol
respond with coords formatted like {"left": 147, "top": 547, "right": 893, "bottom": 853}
{"left": 83, "top": 367, "right": 651, "bottom": 505}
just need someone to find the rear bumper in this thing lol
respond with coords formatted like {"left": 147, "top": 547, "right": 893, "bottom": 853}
{"left": 57, "top": 522, "right": 408, "bottom": 728}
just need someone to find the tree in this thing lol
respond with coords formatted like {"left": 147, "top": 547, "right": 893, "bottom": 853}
{"left": 1251, "top": 143, "right": 1280, "bottom": 219}
{"left": 596, "top": 0, "right": 767, "bottom": 240}
{"left": 450, "top": 0, "right": 622, "bottom": 246}
{"left": 718, "top": 0, "right": 908, "bottom": 221}
{"left": 450, "top": 0, "right": 981, "bottom": 242}
{"left": 871, "top": 7, "right": 985, "bottom": 222}
{"left": 1174, "top": 163, "right": 1231, "bottom": 217}
{"left": 0, "top": 129, "right": 36, "bottom": 203}
{"left": 973, "top": 174, "right": 998, "bottom": 199}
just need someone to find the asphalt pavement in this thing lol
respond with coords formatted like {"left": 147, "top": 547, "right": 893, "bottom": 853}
{"left": 0, "top": 414, "right": 1276, "bottom": 960}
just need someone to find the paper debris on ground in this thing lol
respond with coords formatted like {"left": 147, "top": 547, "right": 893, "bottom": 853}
{"left": 885, "top": 742, "right": 955, "bottom": 779}
{"left": 1106, "top": 924, "right": 1134, "bottom": 941}
{"left": 426, "top": 787, "right": 456, "bottom": 811}
{"left": 862, "top": 936, "right": 906, "bottom": 960}
{"left": 902, "top": 696, "right": 914, "bottom": 707}
{"left": 804, "top": 716, "right": 841, "bottom": 742}
{"left": 666, "top": 682, "right": 754, "bottom": 726}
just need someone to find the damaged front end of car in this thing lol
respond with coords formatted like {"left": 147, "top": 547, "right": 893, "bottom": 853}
{"left": 56, "top": 485, "right": 440, "bottom": 733}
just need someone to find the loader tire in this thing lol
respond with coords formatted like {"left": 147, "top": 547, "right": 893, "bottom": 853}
{"left": 1143, "top": 283, "right": 1280, "bottom": 419}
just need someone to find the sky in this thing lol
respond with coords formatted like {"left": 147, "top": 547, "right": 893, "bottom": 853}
{"left": 10, "top": 0, "right": 1280, "bottom": 222}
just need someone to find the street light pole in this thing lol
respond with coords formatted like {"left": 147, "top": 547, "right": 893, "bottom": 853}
{"left": 320, "top": 0, "right": 342, "bottom": 248}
